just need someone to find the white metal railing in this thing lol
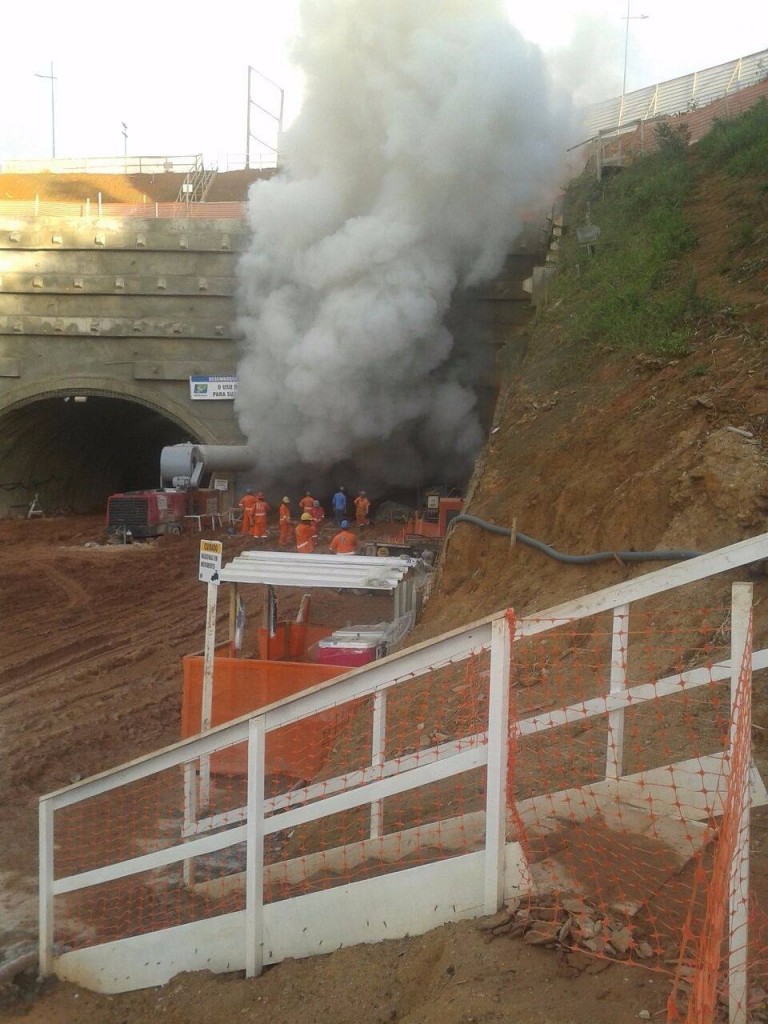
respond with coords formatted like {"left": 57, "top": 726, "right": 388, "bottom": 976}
{"left": 0, "top": 153, "right": 279, "bottom": 176}
{"left": 39, "top": 530, "right": 768, "bottom": 997}
{"left": 584, "top": 47, "right": 768, "bottom": 134}
{"left": 0, "top": 155, "right": 203, "bottom": 176}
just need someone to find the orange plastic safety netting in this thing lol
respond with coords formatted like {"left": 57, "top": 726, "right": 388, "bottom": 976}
{"left": 50, "top": 648, "right": 491, "bottom": 954}
{"left": 504, "top": 604, "right": 761, "bottom": 1024}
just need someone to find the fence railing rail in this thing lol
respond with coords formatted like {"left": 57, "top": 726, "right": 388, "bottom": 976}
{"left": 39, "top": 530, "right": 768, "bottom": 1014}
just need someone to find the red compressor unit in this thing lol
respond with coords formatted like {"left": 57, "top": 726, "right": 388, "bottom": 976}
{"left": 106, "top": 490, "right": 189, "bottom": 539}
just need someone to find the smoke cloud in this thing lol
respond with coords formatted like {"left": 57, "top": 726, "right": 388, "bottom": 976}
{"left": 235, "top": 0, "right": 574, "bottom": 494}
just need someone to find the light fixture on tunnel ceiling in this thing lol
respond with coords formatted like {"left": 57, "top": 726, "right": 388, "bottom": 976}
{"left": 73, "top": 396, "right": 88, "bottom": 403}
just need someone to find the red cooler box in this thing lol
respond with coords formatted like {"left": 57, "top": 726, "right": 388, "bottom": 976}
{"left": 313, "top": 634, "right": 385, "bottom": 667}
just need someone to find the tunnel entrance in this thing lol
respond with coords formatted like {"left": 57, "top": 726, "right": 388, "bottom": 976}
{"left": 0, "top": 393, "right": 193, "bottom": 517}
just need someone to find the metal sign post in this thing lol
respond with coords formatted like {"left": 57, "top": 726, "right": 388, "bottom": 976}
{"left": 199, "top": 540, "right": 222, "bottom": 809}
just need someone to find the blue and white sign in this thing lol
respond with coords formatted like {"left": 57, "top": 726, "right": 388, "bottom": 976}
{"left": 189, "top": 375, "right": 238, "bottom": 400}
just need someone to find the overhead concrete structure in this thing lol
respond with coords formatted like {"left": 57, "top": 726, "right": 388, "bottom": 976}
{"left": 0, "top": 190, "right": 542, "bottom": 517}
{"left": 0, "top": 213, "right": 249, "bottom": 515}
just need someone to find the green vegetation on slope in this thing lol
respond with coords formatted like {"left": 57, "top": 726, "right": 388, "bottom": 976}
{"left": 544, "top": 101, "right": 768, "bottom": 356}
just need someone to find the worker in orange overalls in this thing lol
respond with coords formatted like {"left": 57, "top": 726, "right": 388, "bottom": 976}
{"left": 251, "top": 492, "right": 270, "bottom": 541}
{"left": 310, "top": 498, "right": 325, "bottom": 538}
{"left": 354, "top": 490, "right": 370, "bottom": 527}
{"left": 295, "top": 511, "right": 315, "bottom": 554}
{"left": 299, "top": 491, "right": 315, "bottom": 516}
{"left": 330, "top": 520, "right": 357, "bottom": 555}
{"left": 278, "top": 496, "right": 292, "bottom": 547}
{"left": 238, "top": 488, "right": 257, "bottom": 535}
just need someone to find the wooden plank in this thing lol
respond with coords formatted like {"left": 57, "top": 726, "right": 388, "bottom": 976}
{"left": 729, "top": 583, "right": 753, "bottom": 1024}
{"left": 485, "top": 617, "right": 511, "bottom": 913}
{"left": 38, "top": 800, "right": 54, "bottom": 976}
{"left": 245, "top": 718, "right": 265, "bottom": 979}
{"left": 264, "top": 745, "right": 487, "bottom": 836}
{"left": 605, "top": 605, "right": 629, "bottom": 780}
{"left": 53, "top": 824, "right": 247, "bottom": 896}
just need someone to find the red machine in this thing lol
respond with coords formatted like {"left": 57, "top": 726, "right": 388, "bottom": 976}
{"left": 106, "top": 489, "right": 218, "bottom": 539}
{"left": 406, "top": 494, "right": 464, "bottom": 539}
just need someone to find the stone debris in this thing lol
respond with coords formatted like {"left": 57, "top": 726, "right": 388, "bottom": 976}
{"left": 476, "top": 894, "right": 663, "bottom": 974}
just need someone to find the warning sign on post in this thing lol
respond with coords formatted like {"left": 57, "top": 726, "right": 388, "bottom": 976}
{"left": 199, "top": 539, "right": 223, "bottom": 584}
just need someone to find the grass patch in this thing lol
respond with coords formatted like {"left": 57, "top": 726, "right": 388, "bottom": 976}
{"left": 696, "top": 98, "right": 768, "bottom": 177}
{"left": 543, "top": 130, "right": 700, "bottom": 356}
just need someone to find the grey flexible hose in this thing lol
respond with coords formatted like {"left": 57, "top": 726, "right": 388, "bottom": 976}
{"left": 447, "top": 514, "right": 701, "bottom": 565}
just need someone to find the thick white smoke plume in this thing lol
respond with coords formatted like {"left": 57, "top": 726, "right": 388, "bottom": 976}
{"left": 235, "top": 0, "right": 574, "bottom": 493}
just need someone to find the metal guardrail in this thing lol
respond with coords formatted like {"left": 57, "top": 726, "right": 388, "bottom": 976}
{"left": 0, "top": 155, "right": 203, "bottom": 176}
{"left": 0, "top": 153, "right": 279, "bottom": 176}
{"left": 584, "top": 47, "right": 768, "bottom": 135}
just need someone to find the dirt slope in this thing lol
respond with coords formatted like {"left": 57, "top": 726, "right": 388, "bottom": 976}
{"left": 1, "top": 159, "right": 768, "bottom": 1022}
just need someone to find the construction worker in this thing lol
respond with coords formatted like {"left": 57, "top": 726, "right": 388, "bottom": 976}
{"left": 332, "top": 486, "right": 347, "bottom": 525}
{"left": 310, "top": 498, "right": 325, "bottom": 537}
{"left": 330, "top": 519, "right": 357, "bottom": 555}
{"left": 295, "top": 511, "right": 315, "bottom": 554}
{"left": 251, "top": 492, "right": 270, "bottom": 541}
{"left": 278, "top": 496, "right": 292, "bottom": 547}
{"left": 238, "top": 488, "right": 257, "bottom": 535}
{"left": 354, "top": 490, "right": 370, "bottom": 527}
{"left": 299, "top": 490, "right": 315, "bottom": 515}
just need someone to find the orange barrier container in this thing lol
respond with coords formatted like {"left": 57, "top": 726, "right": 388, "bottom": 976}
{"left": 255, "top": 623, "right": 331, "bottom": 662}
{"left": 181, "top": 655, "right": 349, "bottom": 780}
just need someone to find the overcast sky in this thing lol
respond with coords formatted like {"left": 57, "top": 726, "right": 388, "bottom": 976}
{"left": 0, "top": 0, "right": 764, "bottom": 167}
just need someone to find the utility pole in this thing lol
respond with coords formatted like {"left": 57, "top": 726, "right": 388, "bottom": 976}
{"left": 35, "top": 61, "right": 57, "bottom": 159}
{"left": 621, "top": 1, "right": 649, "bottom": 98}
{"left": 245, "top": 66, "right": 284, "bottom": 170}
{"left": 620, "top": 2, "right": 649, "bottom": 127}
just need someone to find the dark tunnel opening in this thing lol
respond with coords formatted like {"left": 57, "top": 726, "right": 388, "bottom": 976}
{"left": 0, "top": 395, "right": 193, "bottom": 516}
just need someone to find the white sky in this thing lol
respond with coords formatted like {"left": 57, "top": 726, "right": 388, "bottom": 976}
{"left": 0, "top": 0, "right": 764, "bottom": 167}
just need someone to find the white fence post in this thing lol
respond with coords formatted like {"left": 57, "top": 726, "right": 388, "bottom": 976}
{"left": 38, "top": 798, "right": 55, "bottom": 976}
{"left": 199, "top": 580, "right": 219, "bottom": 809}
{"left": 245, "top": 716, "right": 266, "bottom": 978}
{"left": 605, "top": 604, "right": 630, "bottom": 780}
{"left": 729, "top": 582, "right": 753, "bottom": 1024}
{"left": 370, "top": 690, "right": 387, "bottom": 839}
{"left": 484, "top": 615, "right": 512, "bottom": 914}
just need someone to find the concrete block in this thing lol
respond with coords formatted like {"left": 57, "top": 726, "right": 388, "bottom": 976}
{"left": 198, "top": 278, "right": 208, "bottom": 291}
{"left": 179, "top": 235, "right": 189, "bottom": 250}
{"left": 136, "top": 235, "right": 147, "bottom": 248}
{"left": 0, "top": 358, "right": 20, "bottom": 377}
{"left": 220, "top": 236, "right": 231, "bottom": 251}
{"left": 74, "top": 278, "right": 84, "bottom": 289}
{"left": 8, "top": 232, "right": 21, "bottom": 243}
{"left": 51, "top": 234, "right": 63, "bottom": 245}
{"left": 94, "top": 233, "right": 106, "bottom": 247}
{"left": 132, "top": 321, "right": 144, "bottom": 333}
{"left": 13, "top": 321, "right": 23, "bottom": 333}
{"left": 115, "top": 277, "right": 125, "bottom": 290}
{"left": 157, "top": 278, "right": 167, "bottom": 290}
{"left": 33, "top": 276, "right": 43, "bottom": 289}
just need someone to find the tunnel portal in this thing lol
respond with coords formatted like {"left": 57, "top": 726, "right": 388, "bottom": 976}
{"left": 0, "top": 392, "right": 193, "bottom": 515}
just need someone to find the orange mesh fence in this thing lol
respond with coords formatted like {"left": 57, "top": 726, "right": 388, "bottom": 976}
{"left": 47, "top": 597, "right": 764, "bottom": 1009}
{"left": 50, "top": 647, "right": 491, "bottom": 953}
{"left": 504, "top": 605, "right": 761, "bottom": 1024}
{"left": 261, "top": 650, "right": 491, "bottom": 904}
{"left": 672, "top": 616, "right": 754, "bottom": 1024}
{"left": 52, "top": 739, "right": 250, "bottom": 952}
